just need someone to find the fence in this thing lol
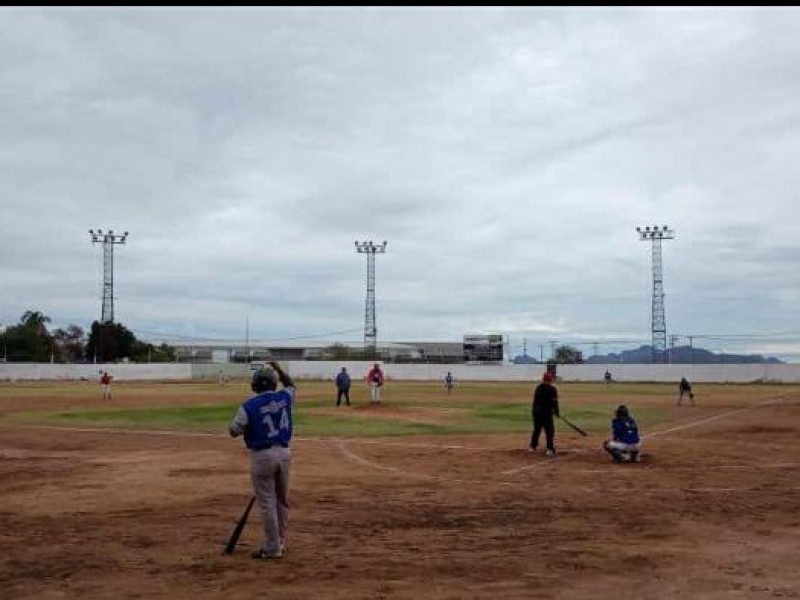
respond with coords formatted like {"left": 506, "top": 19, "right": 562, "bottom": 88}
{"left": 2, "top": 362, "right": 800, "bottom": 383}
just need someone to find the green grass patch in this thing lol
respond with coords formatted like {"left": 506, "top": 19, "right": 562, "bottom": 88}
{"left": 22, "top": 403, "right": 459, "bottom": 437}
{"left": 2, "top": 378, "right": 698, "bottom": 437}
{"left": 23, "top": 403, "right": 237, "bottom": 428}
{"left": 17, "top": 397, "right": 669, "bottom": 438}
{"left": 297, "top": 414, "right": 454, "bottom": 437}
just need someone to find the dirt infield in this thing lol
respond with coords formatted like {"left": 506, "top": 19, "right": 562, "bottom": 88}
{"left": 1, "top": 383, "right": 799, "bottom": 599}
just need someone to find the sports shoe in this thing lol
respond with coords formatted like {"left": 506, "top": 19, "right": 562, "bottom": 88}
{"left": 529, "top": 446, "right": 537, "bottom": 453}
{"left": 251, "top": 548, "right": 283, "bottom": 560}
{"left": 545, "top": 449, "right": 556, "bottom": 457}
{"left": 630, "top": 453, "right": 641, "bottom": 463}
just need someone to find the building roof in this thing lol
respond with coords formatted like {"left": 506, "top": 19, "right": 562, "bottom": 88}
{"left": 144, "top": 339, "right": 422, "bottom": 350}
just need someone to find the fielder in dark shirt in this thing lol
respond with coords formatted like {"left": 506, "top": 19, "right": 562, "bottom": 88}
{"left": 335, "top": 367, "right": 351, "bottom": 406}
{"left": 678, "top": 377, "right": 694, "bottom": 406}
{"left": 530, "top": 371, "right": 560, "bottom": 456}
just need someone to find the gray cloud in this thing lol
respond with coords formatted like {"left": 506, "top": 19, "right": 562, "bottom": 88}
{"left": 1, "top": 7, "right": 799, "bottom": 360}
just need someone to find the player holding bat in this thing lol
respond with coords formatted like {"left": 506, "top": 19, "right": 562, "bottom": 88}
{"left": 228, "top": 361, "right": 296, "bottom": 560}
{"left": 529, "top": 371, "right": 560, "bottom": 457}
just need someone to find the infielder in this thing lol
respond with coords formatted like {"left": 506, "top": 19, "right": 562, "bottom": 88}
{"left": 229, "top": 361, "right": 295, "bottom": 560}
{"left": 335, "top": 366, "right": 351, "bottom": 406}
{"left": 678, "top": 377, "right": 694, "bottom": 406}
{"left": 365, "top": 363, "right": 384, "bottom": 404}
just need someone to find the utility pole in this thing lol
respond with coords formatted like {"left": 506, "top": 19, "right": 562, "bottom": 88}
{"left": 355, "top": 240, "right": 387, "bottom": 358}
{"left": 245, "top": 316, "right": 249, "bottom": 365}
{"left": 669, "top": 334, "right": 680, "bottom": 364}
{"left": 635, "top": 225, "right": 675, "bottom": 364}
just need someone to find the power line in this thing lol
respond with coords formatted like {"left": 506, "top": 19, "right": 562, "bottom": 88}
{"left": 134, "top": 327, "right": 363, "bottom": 343}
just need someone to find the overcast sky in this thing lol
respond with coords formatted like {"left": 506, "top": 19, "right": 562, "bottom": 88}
{"left": 2, "top": 7, "right": 799, "bottom": 360}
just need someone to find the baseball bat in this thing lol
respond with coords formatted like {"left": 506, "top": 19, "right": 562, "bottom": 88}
{"left": 558, "top": 415, "right": 589, "bottom": 437}
{"left": 222, "top": 495, "right": 256, "bottom": 555}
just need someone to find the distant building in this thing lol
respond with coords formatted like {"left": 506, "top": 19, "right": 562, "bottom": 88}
{"left": 143, "top": 339, "right": 467, "bottom": 364}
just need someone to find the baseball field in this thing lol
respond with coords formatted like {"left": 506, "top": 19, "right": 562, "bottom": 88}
{"left": 1, "top": 378, "right": 798, "bottom": 599}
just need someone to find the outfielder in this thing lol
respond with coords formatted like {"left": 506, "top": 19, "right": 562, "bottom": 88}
{"left": 229, "top": 361, "right": 295, "bottom": 560}
{"left": 603, "top": 404, "right": 641, "bottom": 463}
{"left": 100, "top": 371, "right": 112, "bottom": 401}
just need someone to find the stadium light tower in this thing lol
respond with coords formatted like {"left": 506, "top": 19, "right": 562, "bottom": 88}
{"left": 355, "top": 240, "right": 388, "bottom": 356}
{"left": 89, "top": 229, "right": 129, "bottom": 324}
{"left": 635, "top": 225, "right": 675, "bottom": 364}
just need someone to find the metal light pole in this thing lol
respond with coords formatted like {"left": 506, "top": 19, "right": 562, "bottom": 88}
{"left": 89, "top": 229, "right": 129, "bottom": 324}
{"left": 89, "top": 229, "right": 128, "bottom": 363}
{"left": 635, "top": 225, "right": 675, "bottom": 364}
{"left": 355, "top": 240, "right": 387, "bottom": 357}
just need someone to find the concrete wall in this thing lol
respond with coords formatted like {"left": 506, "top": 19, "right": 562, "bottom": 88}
{"left": 0, "top": 363, "right": 192, "bottom": 381}
{"left": 191, "top": 363, "right": 250, "bottom": 381}
{"left": 552, "top": 363, "right": 800, "bottom": 383}
{"left": 1, "top": 361, "right": 799, "bottom": 383}
{"left": 281, "top": 361, "right": 800, "bottom": 383}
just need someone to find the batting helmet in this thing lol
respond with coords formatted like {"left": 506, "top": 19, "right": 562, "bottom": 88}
{"left": 251, "top": 367, "right": 278, "bottom": 394}
{"left": 615, "top": 404, "right": 630, "bottom": 419}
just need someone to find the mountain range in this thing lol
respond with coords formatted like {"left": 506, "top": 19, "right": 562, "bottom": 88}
{"left": 514, "top": 345, "right": 784, "bottom": 365}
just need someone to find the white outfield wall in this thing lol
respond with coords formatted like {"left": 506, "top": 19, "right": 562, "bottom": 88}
{"left": 1, "top": 361, "right": 799, "bottom": 383}
{"left": 282, "top": 361, "right": 800, "bottom": 384}
{"left": 0, "top": 363, "right": 192, "bottom": 381}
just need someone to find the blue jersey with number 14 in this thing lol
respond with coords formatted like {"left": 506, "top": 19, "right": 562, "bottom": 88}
{"left": 242, "top": 388, "right": 294, "bottom": 449}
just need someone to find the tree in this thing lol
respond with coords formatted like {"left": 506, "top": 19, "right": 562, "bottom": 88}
{"left": 151, "top": 343, "right": 177, "bottom": 363}
{"left": 86, "top": 321, "right": 136, "bottom": 363}
{"left": 85, "top": 321, "right": 176, "bottom": 363}
{"left": 554, "top": 344, "right": 583, "bottom": 364}
{"left": 52, "top": 325, "right": 86, "bottom": 363}
{"left": 2, "top": 310, "right": 54, "bottom": 361}
{"left": 21, "top": 310, "right": 51, "bottom": 334}
{"left": 324, "top": 343, "right": 357, "bottom": 360}
{"left": 129, "top": 340, "right": 176, "bottom": 363}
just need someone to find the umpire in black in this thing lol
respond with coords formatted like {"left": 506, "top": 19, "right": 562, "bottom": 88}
{"left": 530, "top": 371, "right": 560, "bottom": 457}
